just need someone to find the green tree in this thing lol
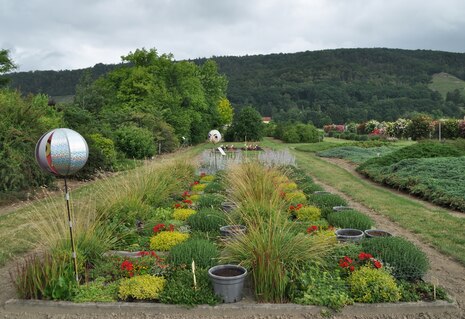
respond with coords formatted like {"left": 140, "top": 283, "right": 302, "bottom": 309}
{"left": 0, "top": 49, "right": 16, "bottom": 87}
{"left": 226, "top": 106, "right": 264, "bottom": 141}
{"left": 217, "top": 98, "right": 233, "bottom": 126}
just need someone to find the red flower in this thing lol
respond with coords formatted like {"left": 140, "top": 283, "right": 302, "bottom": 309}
{"left": 192, "top": 181, "right": 199, "bottom": 185}
{"left": 182, "top": 191, "right": 190, "bottom": 198}
{"left": 169, "top": 224, "right": 175, "bottom": 232}
{"left": 339, "top": 261, "right": 349, "bottom": 268}
{"left": 343, "top": 256, "right": 353, "bottom": 264}
{"left": 289, "top": 205, "right": 295, "bottom": 211}
{"left": 174, "top": 203, "right": 181, "bottom": 208}
{"left": 373, "top": 260, "right": 382, "bottom": 269}
{"left": 121, "top": 260, "right": 134, "bottom": 272}
{"left": 306, "top": 225, "right": 318, "bottom": 234}
{"left": 183, "top": 199, "right": 193, "bottom": 205}
{"left": 349, "top": 265, "right": 355, "bottom": 272}
{"left": 358, "top": 252, "right": 373, "bottom": 261}
{"left": 153, "top": 223, "right": 165, "bottom": 233}
{"left": 296, "top": 203, "right": 303, "bottom": 209}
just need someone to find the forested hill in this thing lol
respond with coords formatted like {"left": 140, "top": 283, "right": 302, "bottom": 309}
{"left": 5, "top": 48, "right": 465, "bottom": 124}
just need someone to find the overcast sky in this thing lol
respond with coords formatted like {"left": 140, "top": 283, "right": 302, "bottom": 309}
{"left": 1, "top": 0, "right": 465, "bottom": 72}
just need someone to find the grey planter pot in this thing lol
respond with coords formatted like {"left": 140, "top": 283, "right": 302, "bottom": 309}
{"left": 208, "top": 264, "right": 247, "bottom": 303}
{"left": 335, "top": 228, "right": 364, "bottom": 242}
{"left": 221, "top": 202, "right": 237, "bottom": 213}
{"left": 364, "top": 229, "right": 393, "bottom": 238}
{"left": 220, "top": 225, "right": 247, "bottom": 237}
{"left": 332, "top": 206, "right": 353, "bottom": 212}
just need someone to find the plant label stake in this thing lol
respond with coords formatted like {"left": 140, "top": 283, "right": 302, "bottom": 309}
{"left": 192, "top": 259, "right": 197, "bottom": 290}
{"left": 35, "top": 128, "right": 89, "bottom": 283}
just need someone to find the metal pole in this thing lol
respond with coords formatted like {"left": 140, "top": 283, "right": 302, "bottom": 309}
{"left": 64, "top": 177, "right": 79, "bottom": 283}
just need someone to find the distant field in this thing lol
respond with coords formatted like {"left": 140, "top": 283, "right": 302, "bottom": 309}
{"left": 429, "top": 72, "right": 465, "bottom": 98}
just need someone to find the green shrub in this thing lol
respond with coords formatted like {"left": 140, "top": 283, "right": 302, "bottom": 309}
{"left": 358, "top": 142, "right": 465, "bottom": 173}
{"left": 398, "top": 280, "right": 449, "bottom": 302}
{"left": 115, "top": 125, "right": 156, "bottom": 159}
{"left": 150, "top": 231, "right": 189, "bottom": 251}
{"left": 187, "top": 208, "right": 226, "bottom": 233}
{"left": 159, "top": 269, "right": 219, "bottom": 306}
{"left": 326, "top": 211, "right": 373, "bottom": 230}
{"left": 361, "top": 237, "right": 429, "bottom": 280}
{"left": 348, "top": 266, "right": 401, "bottom": 303}
{"left": 406, "top": 114, "right": 433, "bottom": 140}
{"left": 204, "top": 181, "right": 225, "bottom": 193}
{"left": 197, "top": 193, "right": 225, "bottom": 209}
{"left": 168, "top": 239, "right": 219, "bottom": 269}
{"left": 295, "top": 206, "right": 321, "bottom": 222}
{"left": 88, "top": 133, "right": 118, "bottom": 168}
{"left": 72, "top": 277, "right": 118, "bottom": 302}
{"left": 118, "top": 274, "right": 166, "bottom": 300}
{"left": 292, "top": 266, "right": 353, "bottom": 311}
{"left": 307, "top": 194, "right": 347, "bottom": 210}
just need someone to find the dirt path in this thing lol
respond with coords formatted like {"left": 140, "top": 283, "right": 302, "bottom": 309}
{"left": 310, "top": 158, "right": 465, "bottom": 315}
{"left": 322, "top": 157, "right": 465, "bottom": 219}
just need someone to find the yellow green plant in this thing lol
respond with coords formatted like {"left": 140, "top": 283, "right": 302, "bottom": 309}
{"left": 279, "top": 182, "right": 298, "bottom": 192}
{"left": 172, "top": 208, "right": 196, "bottom": 221}
{"left": 348, "top": 266, "right": 401, "bottom": 303}
{"left": 189, "top": 194, "right": 201, "bottom": 202}
{"left": 295, "top": 206, "right": 321, "bottom": 222}
{"left": 192, "top": 183, "right": 207, "bottom": 192}
{"left": 285, "top": 191, "right": 307, "bottom": 205}
{"left": 118, "top": 274, "right": 166, "bottom": 300}
{"left": 150, "top": 231, "right": 189, "bottom": 251}
{"left": 200, "top": 175, "right": 215, "bottom": 182}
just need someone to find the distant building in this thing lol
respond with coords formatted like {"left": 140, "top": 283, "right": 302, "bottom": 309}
{"left": 262, "top": 117, "right": 271, "bottom": 124}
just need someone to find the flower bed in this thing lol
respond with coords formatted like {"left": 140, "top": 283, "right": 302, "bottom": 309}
{"left": 11, "top": 161, "right": 449, "bottom": 310}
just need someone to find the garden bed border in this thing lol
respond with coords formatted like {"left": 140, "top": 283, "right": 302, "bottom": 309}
{"left": 2, "top": 298, "right": 458, "bottom": 317}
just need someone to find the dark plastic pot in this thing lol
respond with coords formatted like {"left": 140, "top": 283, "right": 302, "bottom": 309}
{"left": 335, "top": 228, "right": 364, "bottom": 242}
{"left": 220, "top": 225, "right": 246, "bottom": 237}
{"left": 221, "top": 202, "right": 237, "bottom": 213}
{"left": 364, "top": 229, "right": 393, "bottom": 238}
{"left": 332, "top": 206, "right": 353, "bottom": 212}
{"left": 208, "top": 264, "right": 247, "bottom": 303}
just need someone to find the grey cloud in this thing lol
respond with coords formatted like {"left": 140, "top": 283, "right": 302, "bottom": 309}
{"left": 1, "top": 0, "right": 465, "bottom": 71}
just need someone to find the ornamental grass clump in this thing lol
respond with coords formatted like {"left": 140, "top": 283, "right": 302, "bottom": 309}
{"left": 168, "top": 239, "right": 219, "bottom": 269}
{"left": 221, "top": 211, "right": 336, "bottom": 303}
{"left": 307, "top": 193, "right": 347, "bottom": 209}
{"left": 172, "top": 208, "right": 196, "bottom": 221}
{"left": 326, "top": 210, "right": 374, "bottom": 230}
{"left": 204, "top": 181, "right": 225, "bottom": 194}
{"left": 223, "top": 162, "right": 336, "bottom": 303}
{"left": 361, "top": 237, "right": 429, "bottom": 280}
{"left": 187, "top": 208, "right": 226, "bottom": 233}
{"left": 348, "top": 266, "right": 401, "bottom": 303}
{"left": 118, "top": 274, "right": 166, "bottom": 301}
{"left": 197, "top": 193, "right": 225, "bottom": 209}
